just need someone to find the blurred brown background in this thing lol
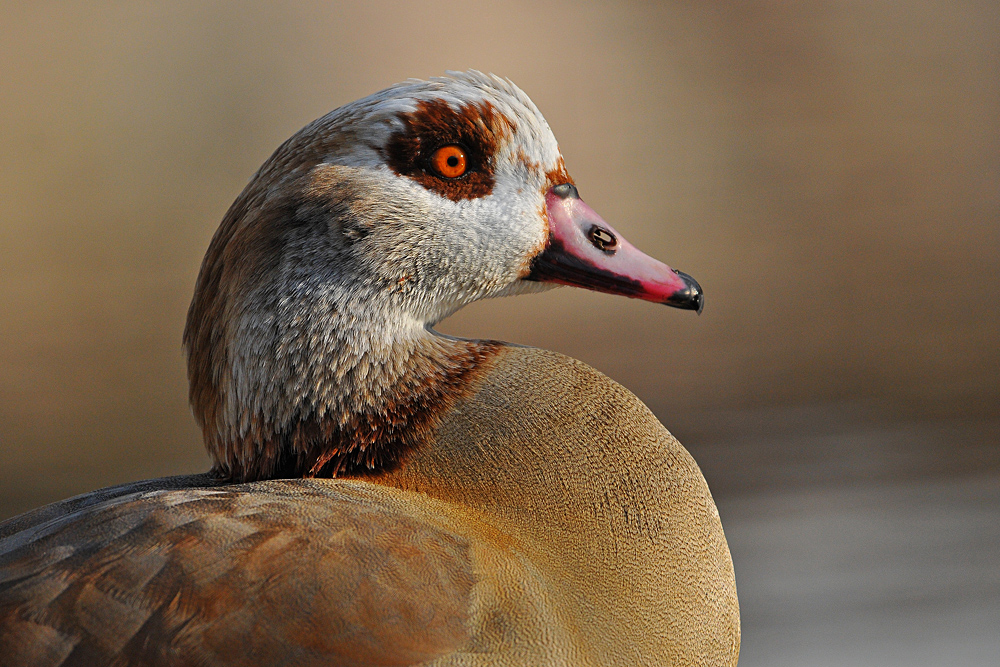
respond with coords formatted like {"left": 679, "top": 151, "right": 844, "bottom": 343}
{"left": 2, "top": 2, "right": 998, "bottom": 664}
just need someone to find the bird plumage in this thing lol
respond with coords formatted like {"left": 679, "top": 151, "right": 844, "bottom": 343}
{"left": 0, "top": 71, "right": 736, "bottom": 666}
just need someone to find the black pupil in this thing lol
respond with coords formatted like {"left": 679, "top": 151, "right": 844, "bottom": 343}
{"left": 447, "top": 155, "right": 459, "bottom": 167}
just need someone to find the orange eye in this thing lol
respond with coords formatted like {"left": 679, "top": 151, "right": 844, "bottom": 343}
{"left": 430, "top": 145, "right": 467, "bottom": 179}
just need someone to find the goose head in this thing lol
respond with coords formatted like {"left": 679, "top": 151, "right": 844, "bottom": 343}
{"left": 184, "top": 71, "right": 702, "bottom": 482}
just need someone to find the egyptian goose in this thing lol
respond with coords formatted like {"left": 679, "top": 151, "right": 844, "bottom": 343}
{"left": 0, "top": 72, "right": 738, "bottom": 666}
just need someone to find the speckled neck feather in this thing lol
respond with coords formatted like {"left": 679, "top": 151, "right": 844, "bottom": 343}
{"left": 216, "top": 337, "right": 502, "bottom": 482}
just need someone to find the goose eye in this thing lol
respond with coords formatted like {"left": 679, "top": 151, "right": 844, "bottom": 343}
{"left": 430, "top": 145, "right": 467, "bottom": 179}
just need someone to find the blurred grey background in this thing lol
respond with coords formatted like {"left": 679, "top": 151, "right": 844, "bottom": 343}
{"left": 2, "top": 2, "right": 998, "bottom": 665}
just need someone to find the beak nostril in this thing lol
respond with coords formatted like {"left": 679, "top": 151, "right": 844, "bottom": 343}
{"left": 587, "top": 225, "right": 618, "bottom": 254}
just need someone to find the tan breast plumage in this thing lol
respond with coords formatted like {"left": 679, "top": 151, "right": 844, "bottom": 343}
{"left": 0, "top": 347, "right": 737, "bottom": 666}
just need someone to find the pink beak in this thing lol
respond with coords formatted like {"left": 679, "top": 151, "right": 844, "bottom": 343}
{"left": 526, "top": 184, "right": 703, "bottom": 313}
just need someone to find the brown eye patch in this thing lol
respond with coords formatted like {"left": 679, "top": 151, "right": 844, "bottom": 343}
{"left": 385, "top": 99, "right": 509, "bottom": 201}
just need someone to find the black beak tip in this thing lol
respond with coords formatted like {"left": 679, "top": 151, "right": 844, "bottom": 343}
{"left": 667, "top": 270, "right": 704, "bottom": 315}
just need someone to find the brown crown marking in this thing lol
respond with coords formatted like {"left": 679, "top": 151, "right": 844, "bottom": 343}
{"left": 385, "top": 99, "right": 511, "bottom": 201}
{"left": 545, "top": 156, "right": 575, "bottom": 189}
{"left": 212, "top": 341, "right": 502, "bottom": 483}
{"left": 516, "top": 149, "right": 575, "bottom": 190}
